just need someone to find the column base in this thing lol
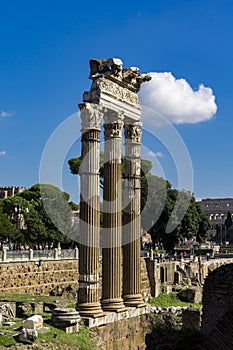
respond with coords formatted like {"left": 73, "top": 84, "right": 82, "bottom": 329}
{"left": 77, "top": 302, "right": 103, "bottom": 318}
{"left": 123, "top": 294, "right": 146, "bottom": 308}
{"left": 101, "top": 298, "right": 125, "bottom": 312}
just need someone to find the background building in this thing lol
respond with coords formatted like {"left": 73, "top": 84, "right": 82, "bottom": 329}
{"left": 0, "top": 186, "right": 25, "bottom": 199}
{"left": 200, "top": 198, "right": 233, "bottom": 240}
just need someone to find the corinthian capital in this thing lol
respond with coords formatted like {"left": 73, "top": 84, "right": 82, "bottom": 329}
{"left": 124, "top": 122, "right": 142, "bottom": 143}
{"left": 104, "top": 122, "right": 123, "bottom": 139}
{"left": 79, "top": 103, "right": 102, "bottom": 131}
{"left": 103, "top": 110, "right": 123, "bottom": 139}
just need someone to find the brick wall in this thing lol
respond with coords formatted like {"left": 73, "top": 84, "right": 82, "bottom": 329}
{"left": 0, "top": 259, "right": 78, "bottom": 295}
{"left": 0, "top": 258, "right": 151, "bottom": 297}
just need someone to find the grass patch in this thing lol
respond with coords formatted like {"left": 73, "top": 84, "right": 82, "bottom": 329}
{"left": 38, "top": 323, "right": 96, "bottom": 350}
{"left": 66, "top": 302, "right": 76, "bottom": 309}
{"left": 0, "top": 293, "right": 75, "bottom": 304}
{"left": 0, "top": 320, "right": 96, "bottom": 349}
{"left": 0, "top": 320, "right": 21, "bottom": 347}
{"left": 148, "top": 292, "right": 202, "bottom": 308}
{"left": 0, "top": 294, "right": 96, "bottom": 349}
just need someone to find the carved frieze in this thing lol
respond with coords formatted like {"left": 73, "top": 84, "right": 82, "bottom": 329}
{"left": 99, "top": 79, "right": 140, "bottom": 108}
{"left": 79, "top": 103, "right": 102, "bottom": 130}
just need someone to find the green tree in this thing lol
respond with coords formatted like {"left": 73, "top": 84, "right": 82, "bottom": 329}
{"left": 1, "top": 184, "right": 75, "bottom": 249}
{"left": 195, "top": 202, "right": 211, "bottom": 242}
{"left": 22, "top": 184, "right": 74, "bottom": 248}
{"left": 0, "top": 199, "right": 18, "bottom": 245}
{"left": 68, "top": 153, "right": 211, "bottom": 251}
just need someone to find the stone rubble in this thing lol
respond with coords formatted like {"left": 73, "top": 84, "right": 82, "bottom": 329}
{"left": 0, "top": 303, "right": 15, "bottom": 321}
{"left": 23, "top": 315, "right": 43, "bottom": 330}
{"left": 13, "top": 328, "right": 38, "bottom": 344}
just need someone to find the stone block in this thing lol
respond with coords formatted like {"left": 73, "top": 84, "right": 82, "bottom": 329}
{"left": 0, "top": 303, "right": 15, "bottom": 321}
{"left": 13, "top": 328, "right": 38, "bottom": 344}
{"left": 23, "top": 315, "right": 43, "bottom": 330}
{"left": 182, "top": 308, "right": 201, "bottom": 332}
{"left": 34, "top": 301, "right": 44, "bottom": 314}
{"left": 160, "top": 284, "right": 173, "bottom": 294}
{"left": 178, "top": 287, "right": 202, "bottom": 304}
{"left": 37, "top": 326, "right": 50, "bottom": 334}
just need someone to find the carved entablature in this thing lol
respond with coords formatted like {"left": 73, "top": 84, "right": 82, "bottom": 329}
{"left": 89, "top": 58, "right": 123, "bottom": 80}
{"left": 79, "top": 103, "right": 102, "bottom": 130}
{"left": 124, "top": 123, "right": 142, "bottom": 143}
{"left": 99, "top": 79, "right": 140, "bottom": 108}
{"left": 122, "top": 67, "right": 151, "bottom": 92}
{"left": 89, "top": 57, "right": 151, "bottom": 93}
{"left": 104, "top": 122, "right": 123, "bottom": 139}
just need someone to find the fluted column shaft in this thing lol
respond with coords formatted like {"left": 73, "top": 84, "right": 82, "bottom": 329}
{"left": 123, "top": 122, "right": 144, "bottom": 307}
{"left": 102, "top": 112, "right": 125, "bottom": 311}
{"left": 78, "top": 103, "right": 102, "bottom": 317}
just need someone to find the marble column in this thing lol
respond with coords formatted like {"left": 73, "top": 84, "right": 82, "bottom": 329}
{"left": 101, "top": 111, "right": 125, "bottom": 312}
{"left": 77, "top": 103, "right": 103, "bottom": 317}
{"left": 123, "top": 121, "right": 145, "bottom": 307}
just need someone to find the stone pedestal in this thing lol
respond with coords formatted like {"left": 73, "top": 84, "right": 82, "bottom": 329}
{"left": 78, "top": 103, "right": 103, "bottom": 317}
{"left": 102, "top": 113, "right": 125, "bottom": 312}
{"left": 123, "top": 122, "right": 145, "bottom": 307}
{"left": 52, "top": 308, "right": 81, "bottom": 333}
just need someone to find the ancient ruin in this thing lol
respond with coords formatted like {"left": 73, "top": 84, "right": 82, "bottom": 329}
{"left": 201, "top": 263, "right": 233, "bottom": 349}
{"left": 77, "top": 58, "right": 151, "bottom": 316}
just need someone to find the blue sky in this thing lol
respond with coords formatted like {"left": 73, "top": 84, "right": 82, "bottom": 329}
{"left": 0, "top": 0, "right": 233, "bottom": 202}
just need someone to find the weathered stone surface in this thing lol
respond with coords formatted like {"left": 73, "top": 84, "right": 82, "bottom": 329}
{"left": 51, "top": 308, "right": 81, "bottom": 333}
{"left": 16, "top": 301, "right": 44, "bottom": 317}
{"left": 78, "top": 105, "right": 102, "bottom": 317}
{"left": 23, "top": 315, "right": 43, "bottom": 330}
{"left": 89, "top": 58, "right": 151, "bottom": 92}
{"left": 182, "top": 307, "right": 201, "bottom": 331}
{"left": 0, "top": 260, "right": 78, "bottom": 295}
{"left": 178, "top": 287, "right": 202, "bottom": 304}
{"left": 0, "top": 257, "right": 232, "bottom": 309}
{"left": 0, "top": 303, "right": 15, "bottom": 321}
{"left": 101, "top": 116, "right": 125, "bottom": 312}
{"left": 37, "top": 326, "right": 50, "bottom": 334}
{"left": 97, "top": 311, "right": 153, "bottom": 350}
{"left": 52, "top": 308, "right": 81, "bottom": 324}
{"left": 0, "top": 257, "right": 151, "bottom": 299}
{"left": 13, "top": 328, "right": 38, "bottom": 344}
{"left": 123, "top": 121, "right": 144, "bottom": 307}
{"left": 201, "top": 262, "right": 233, "bottom": 349}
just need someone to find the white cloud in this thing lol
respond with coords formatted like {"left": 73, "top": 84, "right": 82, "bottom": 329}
{"left": 147, "top": 150, "right": 163, "bottom": 158}
{"left": 0, "top": 110, "right": 13, "bottom": 117}
{"left": 0, "top": 151, "right": 6, "bottom": 156}
{"left": 139, "top": 72, "right": 217, "bottom": 124}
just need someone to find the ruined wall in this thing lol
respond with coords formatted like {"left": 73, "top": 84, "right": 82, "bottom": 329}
{"left": 98, "top": 312, "right": 153, "bottom": 350}
{"left": 0, "top": 257, "right": 230, "bottom": 298}
{"left": 0, "top": 260, "right": 78, "bottom": 295}
{"left": 0, "top": 258, "right": 151, "bottom": 297}
{"left": 201, "top": 263, "right": 233, "bottom": 349}
{"left": 141, "top": 258, "right": 152, "bottom": 299}
{"left": 145, "top": 260, "right": 184, "bottom": 297}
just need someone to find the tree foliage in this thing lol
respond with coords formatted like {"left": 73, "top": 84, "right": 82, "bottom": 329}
{"left": 0, "top": 199, "right": 18, "bottom": 244}
{"left": 68, "top": 153, "right": 211, "bottom": 251}
{"left": 0, "top": 184, "right": 75, "bottom": 249}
